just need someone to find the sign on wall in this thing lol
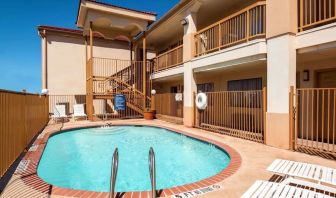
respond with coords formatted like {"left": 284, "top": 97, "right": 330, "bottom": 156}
{"left": 114, "top": 94, "right": 126, "bottom": 110}
{"left": 175, "top": 93, "right": 183, "bottom": 102}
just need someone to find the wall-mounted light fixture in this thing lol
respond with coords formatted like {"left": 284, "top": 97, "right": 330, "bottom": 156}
{"left": 303, "top": 70, "right": 310, "bottom": 81}
{"left": 180, "top": 18, "right": 188, "bottom": 26}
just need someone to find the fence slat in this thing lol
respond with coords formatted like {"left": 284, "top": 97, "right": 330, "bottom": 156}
{"left": 154, "top": 93, "right": 183, "bottom": 118}
{"left": 298, "top": 0, "right": 336, "bottom": 31}
{"left": 294, "top": 88, "right": 336, "bottom": 155}
{"left": 0, "top": 90, "right": 49, "bottom": 177}
{"left": 194, "top": 90, "right": 265, "bottom": 143}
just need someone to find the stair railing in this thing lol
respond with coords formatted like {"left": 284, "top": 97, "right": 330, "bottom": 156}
{"left": 110, "top": 148, "right": 119, "bottom": 198}
{"left": 148, "top": 147, "right": 156, "bottom": 198}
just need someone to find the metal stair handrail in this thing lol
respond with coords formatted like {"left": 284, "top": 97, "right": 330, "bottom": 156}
{"left": 110, "top": 148, "right": 119, "bottom": 198}
{"left": 148, "top": 147, "right": 156, "bottom": 198}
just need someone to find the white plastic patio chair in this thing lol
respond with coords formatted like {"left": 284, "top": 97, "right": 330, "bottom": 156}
{"left": 51, "top": 104, "right": 67, "bottom": 123}
{"left": 73, "top": 104, "right": 87, "bottom": 121}
{"left": 241, "top": 180, "right": 333, "bottom": 198}
{"left": 267, "top": 159, "right": 336, "bottom": 193}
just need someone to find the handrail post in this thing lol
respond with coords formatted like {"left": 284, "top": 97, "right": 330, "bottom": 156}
{"left": 110, "top": 148, "right": 119, "bottom": 198}
{"left": 246, "top": 8, "right": 250, "bottom": 41}
{"left": 289, "top": 86, "right": 295, "bottom": 150}
{"left": 148, "top": 147, "right": 156, "bottom": 198}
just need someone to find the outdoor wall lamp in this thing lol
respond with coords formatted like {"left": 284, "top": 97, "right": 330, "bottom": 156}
{"left": 180, "top": 18, "right": 188, "bottom": 26}
{"left": 151, "top": 89, "right": 156, "bottom": 95}
{"left": 303, "top": 70, "right": 310, "bottom": 81}
{"left": 41, "top": 89, "right": 49, "bottom": 95}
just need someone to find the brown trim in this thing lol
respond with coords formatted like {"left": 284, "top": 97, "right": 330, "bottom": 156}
{"left": 18, "top": 123, "right": 241, "bottom": 197}
{"left": 144, "top": 0, "right": 193, "bottom": 36}
{"left": 266, "top": 32, "right": 296, "bottom": 40}
{"left": 0, "top": 89, "right": 41, "bottom": 96}
{"left": 76, "top": 0, "right": 157, "bottom": 25}
{"left": 37, "top": 25, "right": 131, "bottom": 44}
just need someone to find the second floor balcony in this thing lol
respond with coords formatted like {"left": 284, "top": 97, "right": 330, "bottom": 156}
{"left": 153, "top": 44, "right": 183, "bottom": 73}
{"left": 298, "top": 0, "right": 336, "bottom": 32}
{"left": 194, "top": 2, "right": 266, "bottom": 58}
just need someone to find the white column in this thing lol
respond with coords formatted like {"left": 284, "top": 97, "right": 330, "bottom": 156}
{"left": 266, "top": 35, "right": 296, "bottom": 149}
{"left": 183, "top": 12, "right": 197, "bottom": 127}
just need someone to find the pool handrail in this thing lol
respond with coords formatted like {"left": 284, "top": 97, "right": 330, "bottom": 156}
{"left": 149, "top": 147, "right": 156, "bottom": 198}
{"left": 110, "top": 148, "right": 119, "bottom": 198}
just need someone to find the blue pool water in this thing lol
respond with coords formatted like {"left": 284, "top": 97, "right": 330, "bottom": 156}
{"left": 37, "top": 126, "right": 230, "bottom": 192}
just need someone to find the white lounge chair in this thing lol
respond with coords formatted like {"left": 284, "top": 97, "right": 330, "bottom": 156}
{"left": 51, "top": 104, "right": 67, "bottom": 123}
{"left": 73, "top": 104, "right": 87, "bottom": 121}
{"left": 267, "top": 159, "right": 336, "bottom": 193}
{"left": 241, "top": 180, "right": 332, "bottom": 198}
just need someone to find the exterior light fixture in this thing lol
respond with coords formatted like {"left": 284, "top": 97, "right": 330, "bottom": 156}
{"left": 151, "top": 89, "right": 156, "bottom": 95}
{"left": 180, "top": 19, "right": 188, "bottom": 26}
{"left": 303, "top": 70, "right": 310, "bottom": 81}
{"left": 41, "top": 89, "right": 49, "bottom": 95}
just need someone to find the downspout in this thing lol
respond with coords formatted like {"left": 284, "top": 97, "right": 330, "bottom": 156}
{"left": 41, "top": 30, "right": 48, "bottom": 90}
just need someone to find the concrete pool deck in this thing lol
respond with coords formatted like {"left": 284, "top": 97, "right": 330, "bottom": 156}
{"left": 1, "top": 119, "right": 336, "bottom": 198}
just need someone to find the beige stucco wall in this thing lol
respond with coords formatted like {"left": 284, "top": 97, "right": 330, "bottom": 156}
{"left": 297, "top": 58, "right": 336, "bottom": 88}
{"left": 153, "top": 62, "right": 267, "bottom": 94}
{"left": 153, "top": 79, "right": 184, "bottom": 94}
{"left": 46, "top": 34, "right": 131, "bottom": 95}
{"left": 266, "top": 0, "right": 297, "bottom": 38}
{"left": 194, "top": 63, "right": 267, "bottom": 92}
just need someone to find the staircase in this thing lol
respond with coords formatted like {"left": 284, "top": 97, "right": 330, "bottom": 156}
{"left": 90, "top": 58, "right": 152, "bottom": 116}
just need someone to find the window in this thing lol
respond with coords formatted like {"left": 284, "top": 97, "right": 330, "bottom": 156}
{"left": 227, "top": 78, "right": 262, "bottom": 108}
{"left": 228, "top": 78, "right": 262, "bottom": 91}
{"left": 197, "top": 83, "right": 214, "bottom": 93}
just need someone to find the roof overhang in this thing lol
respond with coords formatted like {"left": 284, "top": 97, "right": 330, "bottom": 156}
{"left": 76, "top": 0, "right": 156, "bottom": 41}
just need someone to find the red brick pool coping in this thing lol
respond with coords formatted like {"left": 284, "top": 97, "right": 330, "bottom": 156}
{"left": 18, "top": 123, "right": 242, "bottom": 198}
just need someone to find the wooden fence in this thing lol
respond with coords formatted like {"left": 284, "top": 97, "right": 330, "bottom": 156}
{"left": 194, "top": 2, "right": 266, "bottom": 57}
{"left": 154, "top": 93, "right": 183, "bottom": 118}
{"left": 298, "top": 0, "right": 336, "bottom": 32}
{"left": 0, "top": 90, "right": 49, "bottom": 177}
{"left": 290, "top": 88, "right": 336, "bottom": 155}
{"left": 155, "top": 45, "right": 183, "bottom": 72}
{"left": 194, "top": 89, "right": 266, "bottom": 143}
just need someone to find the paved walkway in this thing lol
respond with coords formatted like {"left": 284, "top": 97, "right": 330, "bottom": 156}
{"left": 1, "top": 119, "right": 336, "bottom": 198}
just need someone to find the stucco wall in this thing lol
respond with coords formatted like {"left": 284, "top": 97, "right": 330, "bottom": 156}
{"left": 153, "top": 62, "right": 267, "bottom": 94}
{"left": 46, "top": 34, "right": 131, "bottom": 95}
{"left": 297, "top": 58, "right": 336, "bottom": 88}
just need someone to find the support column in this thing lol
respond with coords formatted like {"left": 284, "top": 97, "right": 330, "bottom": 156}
{"left": 183, "top": 12, "right": 197, "bottom": 127}
{"left": 142, "top": 34, "right": 147, "bottom": 110}
{"left": 130, "top": 41, "right": 133, "bottom": 62}
{"left": 87, "top": 22, "right": 94, "bottom": 121}
{"left": 265, "top": 0, "right": 297, "bottom": 149}
{"left": 84, "top": 36, "right": 88, "bottom": 62}
{"left": 41, "top": 30, "right": 48, "bottom": 90}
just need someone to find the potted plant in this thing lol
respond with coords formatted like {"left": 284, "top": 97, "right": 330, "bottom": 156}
{"left": 144, "top": 108, "right": 154, "bottom": 120}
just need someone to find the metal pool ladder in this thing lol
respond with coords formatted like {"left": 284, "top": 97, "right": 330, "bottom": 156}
{"left": 149, "top": 147, "right": 156, "bottom": 198}
{"left": 110, "top": 148, "right": 119, "bottom": 198}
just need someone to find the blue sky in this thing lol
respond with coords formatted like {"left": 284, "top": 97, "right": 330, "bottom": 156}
{"left": 0, "top": 0, "right": 178, "bottom": 93}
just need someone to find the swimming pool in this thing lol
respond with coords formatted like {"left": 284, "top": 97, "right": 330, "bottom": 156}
{"left": 37, "top": 126, "right": 231, "bottom": 192}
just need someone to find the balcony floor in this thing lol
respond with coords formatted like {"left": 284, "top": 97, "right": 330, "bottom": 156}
{"left": 1, "top": 119, "right": 336, "bottom": 198}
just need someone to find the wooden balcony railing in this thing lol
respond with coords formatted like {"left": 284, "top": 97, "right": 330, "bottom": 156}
{"left": 194, "top": 2, "right": 266, "bottom": 57}
{"left": 298, "top": 0, "right": 336, "bottom": 32}
{"left": 154, "top": 45, "right": 183, "bottom": 72}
